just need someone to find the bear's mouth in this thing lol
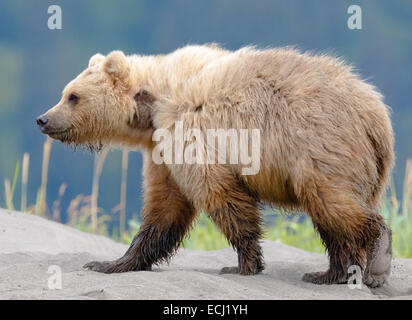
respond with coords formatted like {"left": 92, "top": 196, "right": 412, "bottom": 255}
{"left": 40, "top": 125, "right": 70, "bottom": 135}
{"left": 45, "top": 128, "right": 73, "bottom": 142}
{"left": 46, "top": 130, "right": 68, "bottom": 135}
{"left": 45, "top": 129, "right": 69, "bottom": 137}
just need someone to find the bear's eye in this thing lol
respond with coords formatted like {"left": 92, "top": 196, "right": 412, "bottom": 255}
{"left": 68, "top": 93, "right": 79, "bottom": 104}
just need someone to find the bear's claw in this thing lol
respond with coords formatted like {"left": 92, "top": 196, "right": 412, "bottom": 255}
{"left": 219, "top": 266, "right": 240, "bottom": 274}
{"left": 302, "top": 271, "right": 329, "bottom": 284}
{"left": 83, "top": 260, "right": 116, "bottom": 273}
{"left": 83, "top": 257, "right": 152, "bottom": 273}
{"left": 302, "top": 270, "right": 347, "bottom": 285}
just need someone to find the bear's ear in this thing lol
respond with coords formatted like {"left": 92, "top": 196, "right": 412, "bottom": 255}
{"left": 103, "top": 51, "right": 130, "bottom": 83}
{"left": 88, "top": 53, "right": 105, "bottom": 68}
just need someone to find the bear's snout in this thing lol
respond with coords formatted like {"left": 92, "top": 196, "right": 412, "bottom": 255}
{"left": 36, "top": 115, "right": 50, "bottom": 132}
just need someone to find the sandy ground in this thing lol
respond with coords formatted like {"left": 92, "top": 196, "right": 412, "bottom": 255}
{"left": 0, "top": 209, "right": 411, "bottom": 300}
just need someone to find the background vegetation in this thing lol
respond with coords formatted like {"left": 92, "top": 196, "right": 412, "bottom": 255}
{"left": 0, "top": 1, "right": 411, "bottom": 256}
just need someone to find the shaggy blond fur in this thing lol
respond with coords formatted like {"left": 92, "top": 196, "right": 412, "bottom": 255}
{"left": 38, "top": 44, "right": 394, "bottom": 286}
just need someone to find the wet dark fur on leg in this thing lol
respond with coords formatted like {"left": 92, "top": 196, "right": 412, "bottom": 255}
{"left": 303, "top": 213, "right": 386, "bottom": 285}
{"left": 84, "top": 222, "right": 189, "bottom": 273}
{"left": 209, "top": 190, "right": 264, "bottom": 275}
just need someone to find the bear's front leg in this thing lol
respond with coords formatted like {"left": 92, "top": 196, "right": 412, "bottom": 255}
{"left": 84, "top": 154, "right": 196, "bottom": 273}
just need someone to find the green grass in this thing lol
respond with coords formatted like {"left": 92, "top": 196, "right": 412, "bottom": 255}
{"left": 264, "top": 212, "right": 324, "bottom": 253}
{"left": 183, "top": 211, "right": 325, "bottom": 253}
{"left": 381, "top": 181, "right": 412, "bottom": 258}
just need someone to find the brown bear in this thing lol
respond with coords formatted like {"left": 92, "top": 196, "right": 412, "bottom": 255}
{"left": 37, "top": 44, "right": 394, "bottom": 287}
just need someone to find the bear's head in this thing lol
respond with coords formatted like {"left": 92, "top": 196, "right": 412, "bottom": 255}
{"left": 36, "top": 51, "right": 155, "bottom": 150}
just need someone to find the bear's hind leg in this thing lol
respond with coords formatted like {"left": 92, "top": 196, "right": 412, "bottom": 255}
{"left": 300, "top": 184, "right": 385, "bottom": 285}
{"left": 302, "top": 225, "right": 368, "bottom": 284}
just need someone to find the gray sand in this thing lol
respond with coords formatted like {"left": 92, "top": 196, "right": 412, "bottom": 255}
{"left": 0, "top": 209, "right": 411, "bottom": 299}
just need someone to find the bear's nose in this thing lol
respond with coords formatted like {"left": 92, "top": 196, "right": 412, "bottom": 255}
{"left": 36, "top": 115, "right": 49, "bottom": 128}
